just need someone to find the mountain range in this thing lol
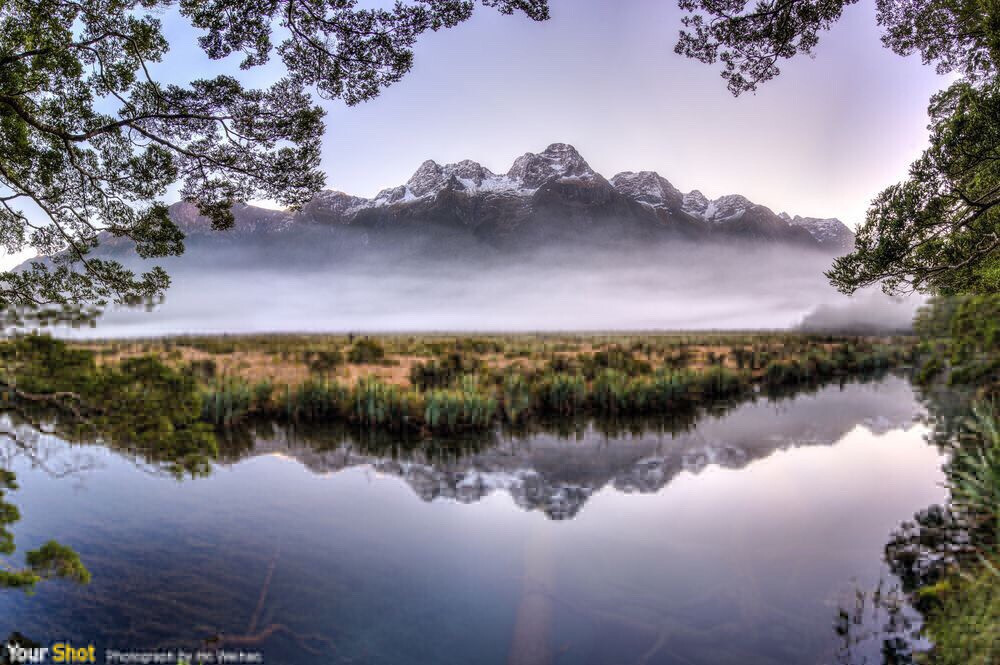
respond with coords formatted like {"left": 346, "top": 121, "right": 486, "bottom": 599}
{"left": 80, "top": 143, "right": 854, "bottom": 267}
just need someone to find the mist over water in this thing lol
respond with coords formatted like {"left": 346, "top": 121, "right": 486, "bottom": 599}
{"left": 61, "top": 242, "right": 921, "bottom": 337}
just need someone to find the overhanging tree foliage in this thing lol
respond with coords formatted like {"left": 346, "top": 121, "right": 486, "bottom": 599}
{"left": 675, "top": 0, "right": 1000, "bottom": 295}
{"left": 0, "top": 0, "right": 549, "bottom": 317}
{"left": 0, "top": 333, "right": 224, "bottom": 590}
{"left": 828, "top": 79, "right": 1000, "bottom": 295}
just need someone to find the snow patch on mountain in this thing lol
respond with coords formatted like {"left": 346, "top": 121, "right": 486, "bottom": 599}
{"left": 702, "top": 194, "right": 753, "bottom": 223}
{"left": 681, "top": 190, "right": 709, "bottom": 217}
{"left": 611, "top": 171, "right": 683, "bottom": 208}
{"left": 681, "top": 191, "right": 752, "bottom": 223}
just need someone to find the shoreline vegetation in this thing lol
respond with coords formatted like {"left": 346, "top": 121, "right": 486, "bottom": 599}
{"left": 5, "top": 321, "right": 998, "bottom": 665}
{"left": 0, "top": 330, "right": 916, "bottom": 593}
{"left": 74, "top": 332, "right": 917, "bottom": 433}
{"left": 0, "top": 329, "right": 916, "bottom": 596}
{"left": 885, "top": 296, "right": 1000, "bottom": 665}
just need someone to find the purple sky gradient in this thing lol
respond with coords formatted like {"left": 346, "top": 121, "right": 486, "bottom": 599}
{"left": 305, "top": 0, "right": 950, "bottom": 227}
{"left": 0, "top": 0, "right": 956, "bottom": 270}
{"left": 149, "top": 0, "right": 952, "bottom": 227}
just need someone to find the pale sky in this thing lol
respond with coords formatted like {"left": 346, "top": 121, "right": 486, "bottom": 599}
{"left": 0, "top": 0, "right": 951, "bottom": 269}
{"left": 313, "top": 0, "right": 948, "bottom": 226}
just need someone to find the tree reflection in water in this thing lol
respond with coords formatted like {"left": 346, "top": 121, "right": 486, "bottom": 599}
{"left": 0, "top": 363, "right": 931, "bottom": 663}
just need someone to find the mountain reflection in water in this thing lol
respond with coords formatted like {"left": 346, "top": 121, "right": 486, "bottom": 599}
{"left": 226, "top": 375, "right": 924, "bottom": 520}
{"left": 0, "top": 376, "right": 946, "bottom": 665}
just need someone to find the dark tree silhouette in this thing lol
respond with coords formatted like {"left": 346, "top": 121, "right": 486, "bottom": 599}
{"left": 675, "top": 0, "right": 1000, "bottom": 295}
{"left": 0, "top": 0, "right": 549, "bottom": 317}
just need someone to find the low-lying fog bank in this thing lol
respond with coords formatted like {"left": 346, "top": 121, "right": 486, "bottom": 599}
{"left": 53, "top": 242, "right": 921, "bottom": 338}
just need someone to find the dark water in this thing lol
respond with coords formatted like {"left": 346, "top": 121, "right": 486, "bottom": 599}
{"left": 0, "top": 377, "right": 945, "bottom": 664}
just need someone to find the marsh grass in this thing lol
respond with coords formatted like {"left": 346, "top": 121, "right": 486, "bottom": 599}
{"left": 423, "top": 376, "right": 497, "bottom": 433}
{"left": 73, "top": 333, "right": 914, "bottom": 434}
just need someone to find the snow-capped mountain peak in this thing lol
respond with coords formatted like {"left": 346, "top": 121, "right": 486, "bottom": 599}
{"left": 507, "top": 143, "right": 596, "bottom": 189}
{"left": 405, "top": 158, "right": 504, "bottom": 197}
{"left": 169, "top": 143, "right": 854, "bottom": 253}
{"left": 700, "top": 194, "right": 753, "bottom": 223}
{"left": 406, "top": 159, "right": 446, "bottom": 197}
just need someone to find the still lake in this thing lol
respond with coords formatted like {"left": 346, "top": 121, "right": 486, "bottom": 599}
{"left": 1, "top": 376, "right": 945, "bottom": 664}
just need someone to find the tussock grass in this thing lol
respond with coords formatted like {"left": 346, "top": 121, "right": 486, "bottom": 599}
{"left": 72, "top": 332, "right": 915, "bottom": 434}
{"left": 181, "top": 335, "right": 913, "bottom": 435}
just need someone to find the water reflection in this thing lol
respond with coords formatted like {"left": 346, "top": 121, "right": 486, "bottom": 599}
{"left": 0, "top": 376, "right": 945, "bottom": 665}
{"left": 219, "top": 374, "right": 922, "bottom": 520}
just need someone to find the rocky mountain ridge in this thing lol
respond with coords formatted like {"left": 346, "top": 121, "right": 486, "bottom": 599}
{"left": 24, "top": 143, "right": 856, "bottom": 272}
{"left": 170, "top": 143, "right": 855, "bottom": 253}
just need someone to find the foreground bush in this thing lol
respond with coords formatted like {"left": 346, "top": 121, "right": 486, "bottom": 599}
{"left": 921, "top": 569, "right": 1000, "bottom": 665}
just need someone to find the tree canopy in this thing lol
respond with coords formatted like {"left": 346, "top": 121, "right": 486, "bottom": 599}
{"left": 676, "top": 0, "right": 1000, "bottom": 296}
{"left": 0, "top": 0, "right": 549, "bottom": 317}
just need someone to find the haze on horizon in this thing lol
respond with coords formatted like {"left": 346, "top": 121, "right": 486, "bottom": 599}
{"left": 59, "top": 236, "right": 919, "bottom": 338}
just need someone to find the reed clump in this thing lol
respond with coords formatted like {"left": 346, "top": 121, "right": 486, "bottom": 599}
{"left": 409, "top": 352, "right": 487, "bottom": 390}
{"left": 423, "top": 376, "right": 497, "bottom": 433}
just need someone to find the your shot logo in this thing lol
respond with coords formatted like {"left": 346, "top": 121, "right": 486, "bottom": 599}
{"left": 3, "top": 641, "right": 95, "bottom": 664}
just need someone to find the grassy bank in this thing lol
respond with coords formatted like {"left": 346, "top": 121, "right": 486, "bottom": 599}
{"left": 152, "top": 333, "right": 915, "bottom": 433}
{"left": 0, "top": 331, "right": 917, "bottom": 438}
{"left": 0, "top": 331, "right": 915, "bottom": 598}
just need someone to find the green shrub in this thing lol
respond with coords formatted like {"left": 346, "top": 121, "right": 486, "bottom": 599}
{"left": 410, "top": 352, "right": 485, "bottom": 390}
{"left": 591, "top": 369, "right": 631, "bottom": 413}
{"left": 350, "top": 377, "right": 415, "bottom": 429}
{"left": 947, "top": 401, "right": 1000, "bottom": 543}
{"left": 187, "top": 358, "right": 218, "bottom": 381}
{"left": 922, "top": 570, "right": 1000, "bottom": 665}
{"left": 699, "top": 366, "right": 748, "bottom": 398}
{"left": 280, "top": 379, "right": 349, "bottom": 421}
{"left": 579, "top": 347, "right": 652, "bottom": 379}
{"left": 308, "top": 349, "right": 343, "bottom": 374}
{"left": 423, "top": 378, "right": 497, "bottom": 432}
{"left": 0, "top": 334, "right": 98, "bottom": 395}
{"left": 347, "top": 338, "right": 386, "bottom": 364}
{"left": 500, "top": 373, "right": 533, "bottom": 424}
{"left": 201, "top": 378, "right": 254, "bottom": 427}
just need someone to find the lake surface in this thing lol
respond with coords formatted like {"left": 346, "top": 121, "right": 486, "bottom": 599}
{"left": 0, "top": 376, "right": 946, "bottom": 664}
